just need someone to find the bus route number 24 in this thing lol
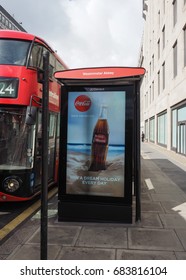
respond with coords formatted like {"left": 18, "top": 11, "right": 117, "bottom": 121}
{"left": 0, "top": 80, "right": 17, "bottom": 98}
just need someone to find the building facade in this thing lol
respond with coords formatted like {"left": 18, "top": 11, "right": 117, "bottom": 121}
{"left": 0, "top": 5, "right": 26, "bottom": 32}
{"left": 140, "top": 0, "right": 186, "bottom": 157}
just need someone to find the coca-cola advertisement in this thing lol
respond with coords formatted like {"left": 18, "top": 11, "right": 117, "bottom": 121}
{"left": 66, "top": 88, "right": 126, "bottom": 197}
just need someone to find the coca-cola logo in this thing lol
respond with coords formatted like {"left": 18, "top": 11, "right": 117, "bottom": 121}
{"left": 94, "top": 134, "right": 107, "bottom": 144}
{"left": 74, "top": 95, "right": 91, "bottom": 112}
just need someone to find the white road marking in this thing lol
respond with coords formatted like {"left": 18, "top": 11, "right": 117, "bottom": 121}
{"left": 145, "top": 178, "right": 154, "bottom": 190}
{"left": 0, "top": 212, "right": 10, "bottom": 215}
{"left": 141, "top": 152, "right": 150, "bottom": 159}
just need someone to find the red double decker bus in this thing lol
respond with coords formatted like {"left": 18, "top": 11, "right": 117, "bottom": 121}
{"left": 0, "top": 30, "right": 68, "bottom": 202}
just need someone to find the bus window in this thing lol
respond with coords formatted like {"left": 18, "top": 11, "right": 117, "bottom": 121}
{"left": 49, "top": 64, "right": 54, "bottom": 78}
{"left": 0, "top": 107, "right": 35, "bottom": 169}
{"left": 36, "top": 110, "right": 42, "bottom": 155}
{"left": 49, "top": 53, "right": 55, "bottom": 78}
{"left": 48, "top": 113, "right": 57, "bottom": 180}
{"left": 0, "top": 39, "right": 30, "bottom": 65}
{"left": 28, "top": 43, "right": 44, "bottom": 69}
{"left": 56, "top": 59, "right": 66, "bottom": 72}
{"left": 49, "top": 114, "right": 56, "bottom": 138}
{"left": 57, "top": 114, "right": 60, "bottom": 138}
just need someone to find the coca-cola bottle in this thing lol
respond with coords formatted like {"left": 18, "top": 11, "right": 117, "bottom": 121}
{"left": 89, "top": 105, "right": 109, "bottom": 171}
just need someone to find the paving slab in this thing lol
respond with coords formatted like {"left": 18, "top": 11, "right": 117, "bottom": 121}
{"left": 139, "top": 213, "right": 163, "bottom": 228}
{"left": 152, "top": 159, "right": 186, "bottom": 192}
{"left": 31, "top": 209, "right": 58, "bottom": 225}
{"left": 151, "top": 193, "right": 186, "bottom": 203}
{"left": 141, "top": 201, "right": 164, "bottom": 213}
{"left": 27, "top": 225, "right": 82, "bottom": 246}
{"left": 140, "top": 193, "right": 152, "bottom": 201}
{"left": 0, "top": 238, "right": 21, "bottom": 256}
{"left": 175, "top": 229, "right": 186, "bottom": 250}
{"left": 128, "top": 228, "right": 184, "bottom": 251}
{"left": 152, "top": 184, "right": 184, "bottom": 194}
{"left": 116, "top": 249, "right": 176, "bottom": 260}
{"left": 175, "top": 252, "right": 186, "bottom": 260}
{"left": 0, "top": 254, "right": 7, "bottom": 260}
{"left": 0, "top": 220, "right": 39, "bottom": 248}
{"left": 57, "top": 246, "right": 115, "bottom": 260}
{"left": 159, "top": 213, "right": 186, "bottom": 229}
{"left": 76, "top": 226, "right": 127, "bottom": 248}
{"left": 142, "top": 168, "right": 166, "bottom": 181}
{"left": 7, "top": 244, "right": 60, "bottom": 260}
{"left": 161, "top": 201, "right": 186, "bottom": 214}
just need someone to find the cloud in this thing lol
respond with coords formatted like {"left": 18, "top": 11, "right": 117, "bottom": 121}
{"left": 1, "top": 0, "right": 143, "bottom": 68}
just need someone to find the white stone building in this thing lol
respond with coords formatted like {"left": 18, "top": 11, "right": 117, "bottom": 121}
{"left": 140, "top": 0, "right": 186, "bottom": 157}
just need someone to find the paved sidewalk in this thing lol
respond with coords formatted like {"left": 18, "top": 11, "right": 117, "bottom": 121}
{"left": 0, "top": 142, "right": 186, "bottom": 260}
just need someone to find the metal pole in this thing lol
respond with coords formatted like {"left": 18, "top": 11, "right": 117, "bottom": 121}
{"left": 135, "top": 81, "right": 141, "bottom": 222}
{"left": 40, "top": 51, "right": 49, "bottom": 260}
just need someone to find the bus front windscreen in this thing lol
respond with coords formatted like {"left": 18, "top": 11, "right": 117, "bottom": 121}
{"left": 0, "top": 107, "right": 35, "bottom": 170}
{"left": 0, "top": 39, "right": 30, "bottom": 65}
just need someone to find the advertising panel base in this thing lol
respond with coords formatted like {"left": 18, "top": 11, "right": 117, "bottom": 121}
{"left": 58, "top": 201, "right": 132, "bottom": 223}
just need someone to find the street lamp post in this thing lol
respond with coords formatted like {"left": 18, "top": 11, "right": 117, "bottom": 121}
{"left": 40, "top": 51, "right": 49, "bottom": 260}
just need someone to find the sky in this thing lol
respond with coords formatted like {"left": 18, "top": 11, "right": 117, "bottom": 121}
{"left": 1, "top": 0, "right": 144, "bottom": 68}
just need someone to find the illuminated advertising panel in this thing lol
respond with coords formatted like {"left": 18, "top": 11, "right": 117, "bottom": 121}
{"left": 66, "top": 87, "right": 126, "bottom": 198}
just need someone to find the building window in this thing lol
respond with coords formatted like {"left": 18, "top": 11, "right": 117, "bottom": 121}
{"left": 178, "top": 106, "right": 186, "bottom": 155}
{"left": 158, "top": 71, "right": 160, "bottom": 95}
{"left": 152, "top": 81, "right": 154, "bottom": 101}
{"left": 172, "top": 104, "right": 186, "bottom": 155}
{"left": 162, "top": 25, "right": 165, "bottom": 49}
{"left": 5, "top": 19, "right": 8, "bottom": 27}
{"left": 171, "top": 108, "right": 177, "bottom": 150}
{"left": 178, "top": 106, "right": 186, "bottom": 122}
{"left": 158, "top": 39, "right": 160, "bottom": 59}
{"left": 157, "top": 112, "right": 167, "bottom": 146}
{"left": 162, "top": 62, "right": 165, "bottom": 90}
{"left": 173, "top": 41, "right": 177, "bottom": 77}
{"left": 145, "top": 120, "right": 148, "bottom": 141}
{"left": 149, "top": 117, "right": 155, "bottom": 142}
{"left": 173, "top": 0, "right": 177, "bottom": 27}
{"left": 145, "top": 92, "right": 148, "bottom": 108}
{"left": 158, "top": 10, "right": 160, "bottom": 27}
{"left": 146, "top": 71, "right": 148, "bottom": 84}
{"left": 184, "top": 26, "right": 186, "bottom": 67}
{"left": 152, "top": 54, "right": 154, "bottom": 71}
{"left": 163, "top": 0, "right": 166, "bottom": 13}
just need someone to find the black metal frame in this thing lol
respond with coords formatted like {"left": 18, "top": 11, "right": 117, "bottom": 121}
{"left": 58, "top": 84, "right": 135, "bottom": 223}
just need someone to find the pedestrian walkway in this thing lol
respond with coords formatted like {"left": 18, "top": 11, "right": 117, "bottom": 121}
{"left": 0, "top": 142, "right": 186, "bottom": 260}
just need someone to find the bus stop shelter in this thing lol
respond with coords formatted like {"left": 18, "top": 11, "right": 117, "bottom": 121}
{"left": 55, "top": 67, "right": 145, "bottom": 223}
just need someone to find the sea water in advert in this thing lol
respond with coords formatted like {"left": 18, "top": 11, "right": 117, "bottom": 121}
{"left": 66, "top": 89, "right": 126, "bottom": 198}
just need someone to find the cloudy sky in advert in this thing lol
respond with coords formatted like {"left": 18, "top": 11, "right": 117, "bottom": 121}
{"left": 1, "top": 0, "right": 144, "bottom": 68}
